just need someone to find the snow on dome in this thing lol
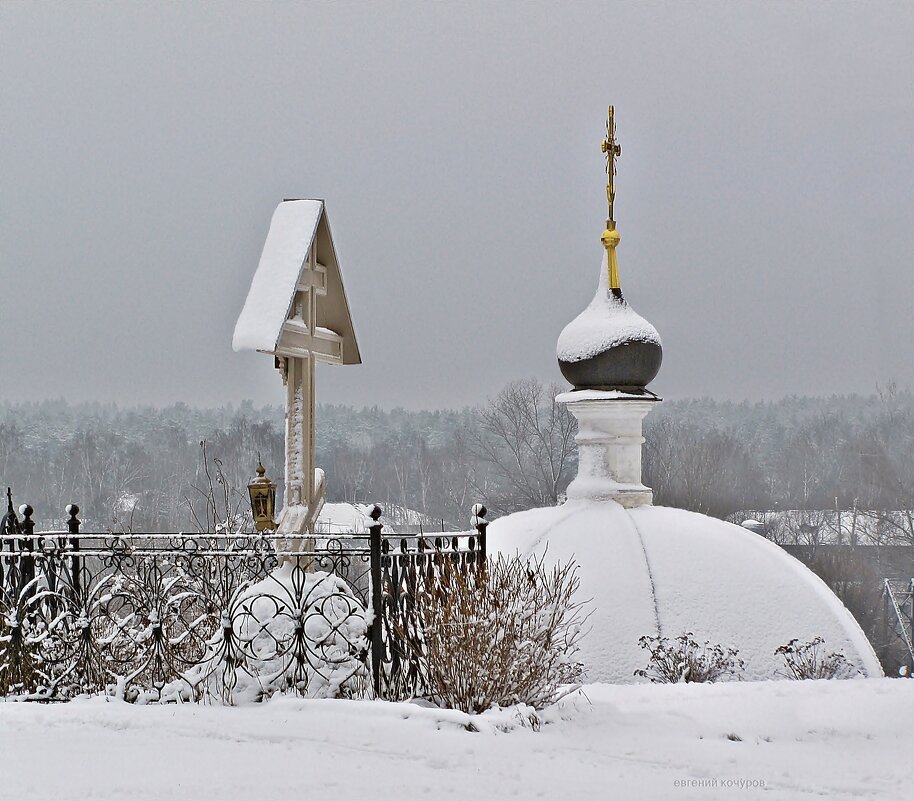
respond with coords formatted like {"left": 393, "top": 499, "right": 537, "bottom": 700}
{"left": 233, "top": 200, "right": 324, "bottom": 353}
{"left": 556, "top": 251, "right": 661, "bottom": 364}
{"left": 490, "top": 499, "right": 882, "bottom": 683}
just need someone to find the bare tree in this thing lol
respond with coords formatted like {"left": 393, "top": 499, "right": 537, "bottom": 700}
{"left": 644, "top": 417, "right": 765, "bottom": 518}
{"left": 463, "top": 379, "right": 576, "bottom": 513}
{"left": 434, "top": 436, "right": 476, "bottom": 524}
{"left": 184, "top": 441, "right": 252, "bottom": 534}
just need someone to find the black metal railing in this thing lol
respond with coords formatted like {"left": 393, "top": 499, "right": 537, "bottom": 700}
{"left": 369, "top": 503, "right": 487, "bottom": 699}
{"left": 0, "top": 490, "right": 486, "bottom": 703}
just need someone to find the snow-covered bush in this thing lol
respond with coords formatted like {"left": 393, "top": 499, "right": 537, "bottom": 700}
{"left": 634, "top": 632, "right": 744, "bottom": 683}
{"left": 0, "top": 587, "right": 62, "bottom": 697}
{"left": 406, "top": 553, "right": 586, "bottom": 714}
{"left": 0, "top": 610, "right": 38, "bottom": 696}
{"left": 775, "top": 637, "right": 857, "bottom": 680}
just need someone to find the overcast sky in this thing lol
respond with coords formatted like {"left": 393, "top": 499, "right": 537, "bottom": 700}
{"left": 2, "top": 2, "right": 912, "bottom": 411}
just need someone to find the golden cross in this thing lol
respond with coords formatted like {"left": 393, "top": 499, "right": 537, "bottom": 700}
{"left": 601, "top": 105, "right": 621, "bottom": 221}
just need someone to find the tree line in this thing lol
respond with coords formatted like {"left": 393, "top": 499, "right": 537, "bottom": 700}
{"left": 2, "top": 381, "right": 913, "bottom": 533}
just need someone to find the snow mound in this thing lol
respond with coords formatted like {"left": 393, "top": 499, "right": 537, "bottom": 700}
{"left": 490, "top": 500, "right": 882, "bottom": 683}
{"left": 186, "top": 564, "right": 368, "bottom": 703}
{"left": 557, "top": 251, "right": 661, "bottom": 363}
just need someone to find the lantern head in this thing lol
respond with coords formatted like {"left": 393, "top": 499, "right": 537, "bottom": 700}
{"left": 247, "top": 460, "right": 277, "bottom": 532}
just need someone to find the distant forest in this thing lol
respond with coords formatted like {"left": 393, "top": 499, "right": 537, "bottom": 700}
{"left": 2, "top": 381, "right": 913, "bottom": 533}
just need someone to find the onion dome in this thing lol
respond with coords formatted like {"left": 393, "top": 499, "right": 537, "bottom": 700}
{"left": 557, "top": 107, "right": 662, "bottom": 392}
{"left": 557, "top": 245, "right": 662, "bottom": 390}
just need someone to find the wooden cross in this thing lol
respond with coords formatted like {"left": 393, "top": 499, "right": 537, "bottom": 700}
{"left": 234, "top": 199, "right": 361, "bottom": 538}
{"left": 276, "top": 250, "right": 342, "bottom": 507}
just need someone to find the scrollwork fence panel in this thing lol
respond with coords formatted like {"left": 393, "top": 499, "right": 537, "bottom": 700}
{"left": 1, "top": 491, "right": 487, "bottom": 704}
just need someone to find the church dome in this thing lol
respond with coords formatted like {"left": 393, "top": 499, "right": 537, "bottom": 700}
{"left": 507, "top": 106, "right": 880, "bottom": 683}
{"left": 490, "top": 500, "right": 882, "bottom": 682}
{"left": 557, "top": 251, "right": 662, "bottom": 391}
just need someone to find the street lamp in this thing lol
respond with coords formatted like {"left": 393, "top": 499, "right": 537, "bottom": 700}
{"left": 248, "top": 460, "right": 277, "bottom": 532}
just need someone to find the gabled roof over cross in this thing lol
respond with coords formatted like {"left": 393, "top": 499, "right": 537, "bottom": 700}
{"left": 232, "top": 199, "right": 361, "bottom": 365}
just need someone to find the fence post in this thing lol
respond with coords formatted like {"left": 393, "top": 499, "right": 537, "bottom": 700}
{"left": 19, "top": 503, "right": 35, "bottom": 594}
{"left": 3, "top": 487, "right": 14, "bottom": 526}
{"left": 368, "top": 504, "right": 383, "bottom": 698}
{"left": 67, "top": 504, "right": 81, "bottom": 597}
{"left": 2, "top": 489, "right": 19, "bottom": 590}
{"left": 19, "top": 504, "right": 34, "bottom": 537}
{"left": 471, "top": 503, "right": 487, "bottom": 566}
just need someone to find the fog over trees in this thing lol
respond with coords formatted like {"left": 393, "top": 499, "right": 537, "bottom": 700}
{"left": 2, "top": 381, "right": 913, "bottom": 536}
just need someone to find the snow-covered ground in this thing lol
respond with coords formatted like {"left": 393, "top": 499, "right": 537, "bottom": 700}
{"left": 1, "top": 679, "right": 911, "bottom": 801}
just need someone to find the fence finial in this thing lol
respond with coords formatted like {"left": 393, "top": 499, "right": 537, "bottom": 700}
{"left": 66, "top": 504, "right": 81, "bottom": 533}
{"left": 471, "top": 503, "right": 488, "bottom": 564}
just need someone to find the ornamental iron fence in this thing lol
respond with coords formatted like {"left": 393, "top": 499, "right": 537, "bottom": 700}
{"left": 370, "top": 503, "right": 488, "bottom": 700}
{"left": 0, "top": 489, "right": 487, "bottom": 703}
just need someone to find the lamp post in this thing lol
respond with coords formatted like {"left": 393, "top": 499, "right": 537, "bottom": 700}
{"left": 248, "top": 461, "right": 277, "bottom": 533}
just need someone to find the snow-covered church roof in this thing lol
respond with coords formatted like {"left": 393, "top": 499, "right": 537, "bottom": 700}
{"left": 491, "top": 499, "right": 882, "bottom": 682}
{"left": 493, "top": 108, "right": 881, "bottom": 683}
{"left": 233, "top": 199, "right": 360, "bottom": 364}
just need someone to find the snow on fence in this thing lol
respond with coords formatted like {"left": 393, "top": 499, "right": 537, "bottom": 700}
{"left": 0, "top": 490, "right": 487, "bottom": 703}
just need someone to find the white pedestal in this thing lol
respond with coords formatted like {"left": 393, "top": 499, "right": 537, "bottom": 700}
{"left": 557, "top": 390, "right": 659, "bottom": 508}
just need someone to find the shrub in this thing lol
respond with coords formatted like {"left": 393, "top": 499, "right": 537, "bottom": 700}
{"left": 406, "top": 553, "right": 587, "bottom": 714}
{"left": 0, "top": 588, "right": 48, "bottom": 697}
{"left": 634, "top": 632, "right": 744, "bottom": 683}
{"left": 775, "top": 637, "right": 857, "bottom": 680}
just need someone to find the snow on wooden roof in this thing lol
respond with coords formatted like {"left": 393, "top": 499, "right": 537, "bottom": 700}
{"left": 232, "top": 199, "right": 361, "bottom": 364}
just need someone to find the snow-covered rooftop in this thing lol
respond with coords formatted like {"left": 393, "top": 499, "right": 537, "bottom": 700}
{"left": 739, "top": 509, "right": 914, "bottom": 547}
{"left": 491, "top": 500, "right": 882, "bottom": 683}
{"left": 314, "top": 502, "right": 397, "bottom": 536}
{"left": 232, "top": 200, "right": 360, "bottom": 364}
{"left": 313, "top": 502, "right": 437, "bottom": 536}
{"left": 233, "top": 200, "right": 324, "bottom": 354}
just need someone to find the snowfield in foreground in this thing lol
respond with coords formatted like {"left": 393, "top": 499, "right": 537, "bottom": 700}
{"left": 1, "top": 679, "right": 911, "bottom": 801}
